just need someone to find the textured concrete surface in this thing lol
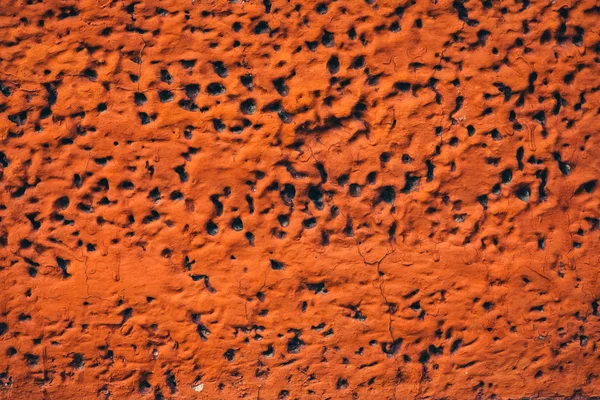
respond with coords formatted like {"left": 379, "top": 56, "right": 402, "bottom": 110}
{"left": 1, "top": 0, "right": 600, "bottom": 398}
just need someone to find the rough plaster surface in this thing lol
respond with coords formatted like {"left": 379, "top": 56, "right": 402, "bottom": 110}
{"left": 1, "top": 0, "right": 600, "bottom": 398}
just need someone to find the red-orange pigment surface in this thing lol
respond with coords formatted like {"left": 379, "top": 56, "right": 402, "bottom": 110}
{"left": 1, "top": 0, "right": 600, "bottom": 398}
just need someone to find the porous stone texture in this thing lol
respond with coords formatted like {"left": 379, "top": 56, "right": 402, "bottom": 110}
{"left": 1, "top": 0, "right": 600, "bottom": 398}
